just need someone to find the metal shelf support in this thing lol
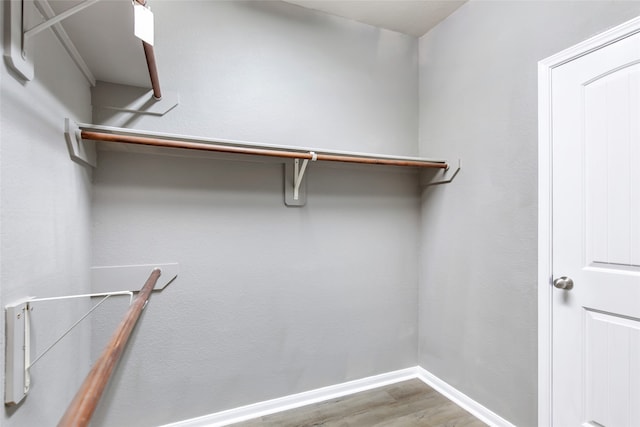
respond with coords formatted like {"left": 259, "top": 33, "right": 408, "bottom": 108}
{"left": 24, "top": 0, "right": 100, "bottom": 40}
{"left": 294, "top": 152, "right": 316, "bottom": 201}
{"left": 4, "top": 264, "right": 178, "bottom": 406}
{"left": 5, "top": 0, "right": 96, "bottom": 84}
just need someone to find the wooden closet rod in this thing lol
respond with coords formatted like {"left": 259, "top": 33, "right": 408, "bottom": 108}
{"left": 142, "top": 42, "right": 162, "bottom": 100}
{"left": 80, "top": 130, "right": 449, "bottom": 169}
{"left": 135, "top": 0, "right": 162, "bottom": 100}
{"left": 57, "top": 269, "right": 162, "bottom": 427}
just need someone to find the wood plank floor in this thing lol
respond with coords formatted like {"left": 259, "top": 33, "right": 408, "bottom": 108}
{"left": 229, "top": 379, "right": 487, "bottom": 427}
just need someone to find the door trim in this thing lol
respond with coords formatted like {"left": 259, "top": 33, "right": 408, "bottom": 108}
{"left": 538, "top": 15, "right": 640, "bottom": 427}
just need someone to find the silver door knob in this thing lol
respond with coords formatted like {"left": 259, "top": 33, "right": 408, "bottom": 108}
{"left": 553, "top": 276, "right": 574, "bottom": 290}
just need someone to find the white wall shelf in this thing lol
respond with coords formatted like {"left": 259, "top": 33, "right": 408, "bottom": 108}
{"left": 66, "top": 120, "right": 458, "bottom": 207}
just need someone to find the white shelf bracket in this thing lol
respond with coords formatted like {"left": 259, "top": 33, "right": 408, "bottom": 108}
{"left": 4, "top": 292, "right": 131, "bottom": 406}
{"left": 5, "top": 299, "right": 31, "bottom": 406}
{"left": 24, "top": 0, "right": 100, "bottom": 40}
{"left": 4, "top": 0, "right": 97, "bottom": 85}
{"left": 65, "top": 118, "right": 97, "bottom": 167}
{"left": 285, "top": 152, "right": 316, "bottom": 207}
{"left": 5, "top": 0, "right": 35, "bottom": 80}
{"left": 294, "top": 157, "right": 308, "bottom": 200}
{"left": 421, "top": 159, "right": 461, "bottom": 187}
{"left": 4, "top": 264, "right": 177, "bottom": 406}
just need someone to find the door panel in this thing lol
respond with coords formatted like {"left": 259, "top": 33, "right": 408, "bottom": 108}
{"left": 584, "top": 309, "right": 640, "bottom": 427}
{"left": 585, "top": 63, "right": 640, "bottom": 269}
{"left": 552, "top": 31, "right": 640, "bottom": 426}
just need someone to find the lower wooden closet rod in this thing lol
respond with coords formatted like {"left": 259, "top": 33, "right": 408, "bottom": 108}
{"left": 80, "top": 130, "right": 449, "bottom": 169}
{"left": 57, "top": 269, "right": 162, "bottom": 427}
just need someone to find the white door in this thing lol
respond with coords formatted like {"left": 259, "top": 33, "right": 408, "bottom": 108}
{"left": 551, "top": 30, "right": 640, "bottom": 426}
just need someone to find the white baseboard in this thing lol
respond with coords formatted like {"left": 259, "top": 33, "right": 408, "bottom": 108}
{"left": 415, "top": 366, "right": 516, "bottom": 427}
{"left": 162, "top": 366, "right": 515, "bottom": 427}
{"left": 160, "top": 367, "right": 418, "bottom": 427}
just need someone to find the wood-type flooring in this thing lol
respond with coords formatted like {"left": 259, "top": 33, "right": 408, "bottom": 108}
{"left": 230, "top": 379, "right": 488, "bottom": 427}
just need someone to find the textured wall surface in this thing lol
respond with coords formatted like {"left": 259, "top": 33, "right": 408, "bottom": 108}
{"left": 0, "top": 2, "right": 93, "bottom": 425}
{"left": 89, "top": 2, "right": 421, "bottom": 426}
{"left": 417, "top": 2, "right": 640, "bottom": 426}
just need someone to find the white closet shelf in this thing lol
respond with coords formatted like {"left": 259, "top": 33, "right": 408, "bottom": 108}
{"left": 65, "top": 119, "right": 455, "bottom": 206}
{"left": 73, "top": 122, "right": 448, "bottom": 168}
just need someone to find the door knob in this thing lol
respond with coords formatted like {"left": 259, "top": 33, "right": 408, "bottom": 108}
{"left": 553, "top": 276, "right": 574, "bottom": 290}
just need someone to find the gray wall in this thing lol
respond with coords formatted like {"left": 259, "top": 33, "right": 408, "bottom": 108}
{"left": 90, "top": 2, "right": 420, "bottom": 426}
{"left": 1, "top": 1, "right": 93, "bottom": 425}
{"left": 6, "top": 1, "right": 640, "bottom": 426}
{"left": 417, "top": 2, "right": 640, "bottom": 426}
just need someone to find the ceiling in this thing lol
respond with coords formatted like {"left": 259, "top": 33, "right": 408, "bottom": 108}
{"left": 283, "top": 1, "right": 466, "bottom": 37}
{"left": 47, "top": 0, "right": 467, "bottom": 89}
